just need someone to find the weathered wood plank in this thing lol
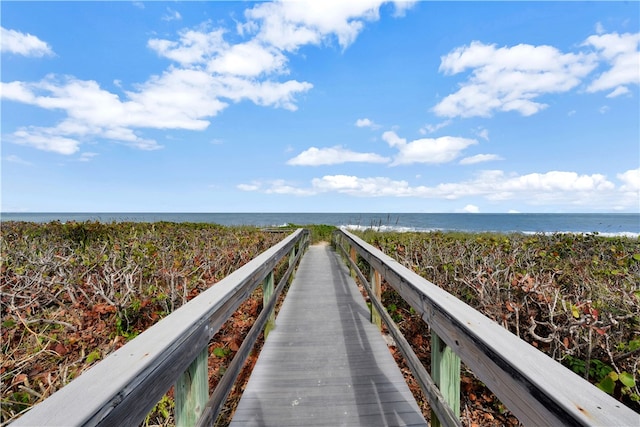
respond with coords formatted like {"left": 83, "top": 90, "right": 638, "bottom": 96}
{"left": 196, "top": 239, "right": 307, "bottom": 427}
{"left": 369, "top": 268, "right": 382, "bottom": 329}
{"left": 262, "top": 271, "right": 275, "bottom": 338}
{"left": 336, "top": 236, "right": 461, "bottom": 427}
{"left": 230, "top": 244, "right": 427, "bottom": 426}
{"left": 431, "top": 332, "right": 460, "bottom": 427}
{"left": 175, "top": 347, "right": 208, "bottom": 426}
{"left": 337, "top": 229, "right": 639, "bottom": 427}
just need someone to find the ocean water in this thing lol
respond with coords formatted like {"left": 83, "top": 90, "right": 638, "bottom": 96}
{"left": 1, "top": 212, "right": 639, "bottom": 237}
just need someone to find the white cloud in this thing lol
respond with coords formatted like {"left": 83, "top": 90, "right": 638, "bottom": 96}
{"left": 1, "top": 27, "right": 54, "bottom": 57}
{"left": 475, "top": 128, "right": 489, "bottom": 141}
{"left": 237, "top": 182, "right": 261, "bottom": 191}
{"left": 264, "top": 179, "right": 316, "bottom": 196}
{"left": 595, "top": 22, "right": 605, "bottom": 35}
{"left": 126, "top": 69, "right": 229, "bottom": 128}
{"left": 148, "top": 28, "right": 227, "bottom": 66}
{"left": 214, "top": 75, "right": 313, "bottom": 111}
{"left": 239, "top": 169, "right": 634, "bottom": 209}
{"left": 618, "top": 168, "right": 640, "bottom": 192}
{"left": 460, "top": 204, "right": 480, "bottom": 213}
{"left": 585, "top": 32, "right": 640, "bottom": 95}
{"left": 4, "top": 155, "right": 33, "bottom": 166}
{"left": 606, "top": 86, "right": 630, "bottom": 98}
{"left": 1, "top": 68, "right": 311, "bottom": 153}
{"left": 355, "top": 118, "right": 380, "bottom": 129}
{"left": 599, "top": 105, "right": 610, "bottom": 114}
{"left": 433, "top": 41, "right": 597, "bottom": 118}
{"left": 459, "top": 154, "right": 502, "bottom": 165}
{"left": 78, "top": 152, "right": 99, "bottom": 162}
{"left": 2, "top": 2, "right": 407, "bottom": 155}
{"left": 391, "top": 1, "right": 417, "bottom": 17}
{"left": 287, "top": 146, "right": 389, "bottom": 166}
{"left": 11, "top": 129, "right": 80, "bottom": 155}
{"left": 207, "top": 41, "right": 288, "bottom": 76}
{"left": 238, "top": 179, "right": 314, "bottom": 196}
{"left": 162, "top": 8, "right": 182, "bottom": 22}
{"left": 311, "top": 175, "right": 416, "bottom": 197}
{"left": 311, "top": 170, "right": 616, "bottom": 201}
{"left": 382, "top": 130, "right": 477, "bottom": 165}
{"left": 419, "top": 119, "right": 452, "bottom": 135}
{"left": 244, "top": 0, "right": 389, "bottom": 51}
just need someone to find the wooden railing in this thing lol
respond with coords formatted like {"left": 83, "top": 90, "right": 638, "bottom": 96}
{"left": 333, "top": 228, "right": 638, "bottom": 427}
{"left": 12, "top": 229, "right": 309, "bottom": 427}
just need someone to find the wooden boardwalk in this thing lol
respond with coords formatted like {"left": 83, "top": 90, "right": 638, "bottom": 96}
{"left": 230, "top": 244, "right": 427, "bottom": 427}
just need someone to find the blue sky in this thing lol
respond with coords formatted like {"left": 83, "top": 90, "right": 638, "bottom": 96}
{"left": 1, "top": 1, "right": 639, "bottom": 213}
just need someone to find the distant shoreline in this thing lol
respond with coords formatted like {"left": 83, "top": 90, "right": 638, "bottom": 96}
{"left": 1, "top": 212, "right": 638, "bottom": 237}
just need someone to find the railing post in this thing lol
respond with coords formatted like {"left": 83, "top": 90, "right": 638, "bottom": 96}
{"left": 369, "top": 268, "right": 382, "bottom": 330}
{"left": 289, "top": 246, "right": 296, "bottom": 268}
{"left": 431, "top": 332, "right": 461, "bottom": 427}
{"left": 175, "top": 347, "right": 208, "bottom": 427}
{"left": 263, "top": 270, "right": 275, "bottom": 338}
{"left": 349, "top": 246, "right": 357, "bottom": 278}
{"left": 287, "top": 246, "right": 297, "bottom": 286}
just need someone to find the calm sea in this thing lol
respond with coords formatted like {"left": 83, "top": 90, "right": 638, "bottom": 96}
{"left": 1, "top": 212, "right": 638, "bottom": 237}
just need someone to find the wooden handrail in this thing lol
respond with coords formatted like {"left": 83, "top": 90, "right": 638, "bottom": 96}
{"left": 12, "top": 229, "right": 309, "bottom": 427}
{"left": 335, "top": 235, "right": 461, "bottom": 427}
{"left": 333, "top": 229, "right": 639, "bottom": 427}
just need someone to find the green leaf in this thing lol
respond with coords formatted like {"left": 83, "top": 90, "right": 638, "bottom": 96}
{"left": 2, "top": 319, "right": 16, "bottom": 328}
{"left": 632, "top": 254, "right": 640, "bottom": 262}
{"left": 213, "top": 347, "right": 228, "bottom": 357}
{"left": 619, "top": 372, "right": 636, "bottom": 388}
{"left": 571, "top": 305, "right": 580, "bottom": 319}
{"left": 86, "top": 350, "right": 101, "bottom": 364}
{"left": 597, "top": 376, "right": 616, "bottom": 394}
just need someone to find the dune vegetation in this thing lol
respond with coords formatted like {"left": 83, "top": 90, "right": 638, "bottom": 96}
{"left": 355, "top": 229, "right": 639, "bottom": 424}
{"left": 1, "top": 221, "right": 638, "bottom": 425}
{"left": 1, "top": 221, "right": 289, "bottom": 425}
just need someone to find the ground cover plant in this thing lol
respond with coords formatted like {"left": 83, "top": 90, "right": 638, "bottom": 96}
{"left": 0, "top": 221, "right": 288, "bottom": 425}
{"left": 355, "top": 230, "right": 640, "bottom": 424}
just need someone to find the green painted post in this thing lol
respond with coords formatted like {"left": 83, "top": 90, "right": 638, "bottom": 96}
{"left": 175, "top": 347, "right": 208, "bottom": 427}
{"left": 263, "top": 270, "right": 275, "bottom": 338}
{"left": 431, "top": 332, "right": 461, "bottom": 427}
{"left": 288, "top": 247, "right": 296, "bottom": 284}
{"left": 289, "top": 246, "right": 296, "bottom": 268}
{"left": 369, "top": 268, "right": 382, "bottom": 330}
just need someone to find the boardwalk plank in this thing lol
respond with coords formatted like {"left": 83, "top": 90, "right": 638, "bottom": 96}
{"left": 230, "top": 244, "right": 427, "bottom": 427}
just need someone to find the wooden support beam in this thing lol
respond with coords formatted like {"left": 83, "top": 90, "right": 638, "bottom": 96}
{"left": 369, "top": 268, "right": 382, "bottom": 330}
{"left": 349, "top": 246, "right": 357, "bottom": 278}
{"left": 289, "top": 246, "right": 296, "bottom": 268}
{"left": 288, "top": 247, "right": 296, "bottom": 284}
{"left": 175, "top": 347, "right": 208, "bottom": 427}
{"left": 263, "top": 270, "right": 275, "bottom": 338}
{"left": 431, "top": 332, "right": 461, "bottom": 427}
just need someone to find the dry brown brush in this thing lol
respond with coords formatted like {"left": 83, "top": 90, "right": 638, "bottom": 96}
{"left": 1, "top": 221, "right": 284, "bottom": 425}
{"left": 359, "top": 230, "right": 639, "bottom": 421}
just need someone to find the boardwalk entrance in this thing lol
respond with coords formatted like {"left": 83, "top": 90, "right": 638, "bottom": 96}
{"left": 230, "top": 244, "right": 427, "bottom": 426}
